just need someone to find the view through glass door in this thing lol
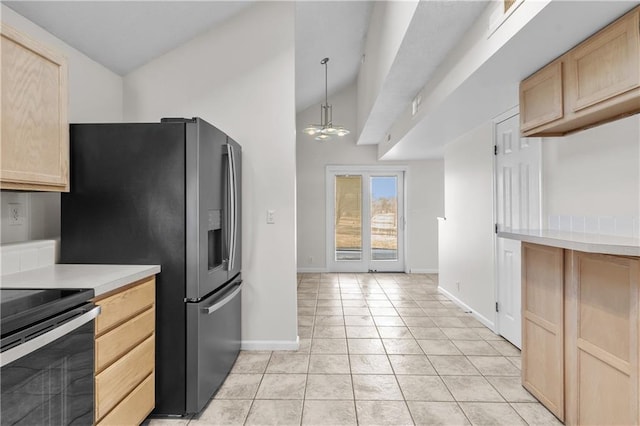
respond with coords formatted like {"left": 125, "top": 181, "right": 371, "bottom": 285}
{"left": 327, "top": 166, "right": 405, "bottom": 272}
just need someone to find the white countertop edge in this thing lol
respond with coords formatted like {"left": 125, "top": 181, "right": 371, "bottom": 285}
{"left": 89, "top": 265, "right": 161, "bottom": 296}
{"left": 498, "top": 230, "right": 640, "bottom": 257}
{"left": 0, "top": 264, "right": 161, "bottom": 297}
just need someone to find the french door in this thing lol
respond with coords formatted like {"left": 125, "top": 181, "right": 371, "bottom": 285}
{"left": 326, "top": 166, "right": 405, "bottom": 272}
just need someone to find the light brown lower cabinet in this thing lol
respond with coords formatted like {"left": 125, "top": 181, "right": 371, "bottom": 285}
{"left": 522, "top": 243, "right": 640, "bottom": 425}
{"left": 564, "top": 251, "right": 639, "bottom": 425}
{"left": 94, "top": 277, "right": 156, "bottom": 425}
{"left": 522, "top": 243, "right": 565, "bottom": 420}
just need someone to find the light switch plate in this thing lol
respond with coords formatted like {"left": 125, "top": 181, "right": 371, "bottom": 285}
{"left": 267, "top": 209, "right": 275, "bottom": 224}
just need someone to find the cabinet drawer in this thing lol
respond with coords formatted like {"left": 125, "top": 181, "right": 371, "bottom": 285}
{"left": 97, "top": 372, "right": 154, "bottom": 426}
{"left": 95, "top": 335, "right": 154, "bottom": 421}
{"left": 95, "top": 307, "right": 154, "bottom": 372}
{"left": 95, "top": 277, "right": 154, "bottom": 335}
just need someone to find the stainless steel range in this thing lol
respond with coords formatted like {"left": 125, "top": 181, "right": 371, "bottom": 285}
{"left": 0, "top": 288, "right": 99, "bottom": 425}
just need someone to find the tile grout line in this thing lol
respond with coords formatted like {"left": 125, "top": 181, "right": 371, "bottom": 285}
{"left": 290, "top": 273, "right": 537, "bottom": 425}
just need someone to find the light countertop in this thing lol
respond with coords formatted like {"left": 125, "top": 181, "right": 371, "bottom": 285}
{"left": 498, "top": 229, "right": 640, "bottom": 257}
{"left": 0, "top": 264, "right": 161, "bottom": 297}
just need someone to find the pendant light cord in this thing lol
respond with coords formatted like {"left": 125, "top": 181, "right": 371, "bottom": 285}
{"left": 321, "top": 57, "right": 329, "bottom": 107}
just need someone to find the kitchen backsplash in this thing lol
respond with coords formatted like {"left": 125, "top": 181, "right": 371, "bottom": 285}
{"left": 548, "top": 215, "right": 640, "bottom": 239}
{"left": 0, "top": 239, "right": 57, "bottom": 276}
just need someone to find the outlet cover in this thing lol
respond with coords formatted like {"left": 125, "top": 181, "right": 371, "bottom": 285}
{"left": 8, "top": 203, "right": 25, "bottom": 226}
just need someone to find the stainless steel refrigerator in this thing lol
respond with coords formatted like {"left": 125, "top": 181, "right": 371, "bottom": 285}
{"left": 60, "top": 117, "right": 242, "bottom": 416}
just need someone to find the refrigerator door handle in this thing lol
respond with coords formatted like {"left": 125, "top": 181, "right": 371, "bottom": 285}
{"left": 231, "top": 143, "right": 238, "bottom": 270}
{"left": 226, "top": 143, "right": 236, "bottom": 270}
{"left": 201, "top": 281, "right": 243, "bottom": 315}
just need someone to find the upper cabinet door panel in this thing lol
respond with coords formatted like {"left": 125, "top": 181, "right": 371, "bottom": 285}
{"left": 1, "top": 23, "right": 69, "bottom": 191}
{"left": 520, "top": 61, "right": 564, "bottom": 132}
{"left": 567, "top": 9, "right": 640, "bottom": 112}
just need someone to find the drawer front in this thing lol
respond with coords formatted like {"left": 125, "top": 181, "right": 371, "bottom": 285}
{"left": 97, "top": 373, "right": 155, "bottom": 426}
{"left": 95, "top": 307, "right": 155, "bottom": 373}
{"left": 96, "top": 277, "right": 155, "bottom": 335}
{"left": 95, "top": 335, "right": 155, "bottom": 421}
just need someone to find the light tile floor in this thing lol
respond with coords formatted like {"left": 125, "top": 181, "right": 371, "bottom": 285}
{"left": 150, "top": 273, "right": 562, "bottom": 425}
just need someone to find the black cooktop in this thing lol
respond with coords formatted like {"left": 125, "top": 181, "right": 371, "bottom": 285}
{"left": 0, "top": 288, "right": 95, "bottom": 337}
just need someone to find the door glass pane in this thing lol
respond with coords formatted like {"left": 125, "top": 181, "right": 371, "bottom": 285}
{"left": 335, "top": 175, "right": 362, "bottom": 261}
{"left": 370, "top": 176, "right": 398, "bottom": 261}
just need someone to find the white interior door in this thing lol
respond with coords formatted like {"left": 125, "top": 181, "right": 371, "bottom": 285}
{"left": 327, "top": 167, "right": 405, "bottom": 273}
{"left": 495, "top": 112, "right": 541, "bottom": 349}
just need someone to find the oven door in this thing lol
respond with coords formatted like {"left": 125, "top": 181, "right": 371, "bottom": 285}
{"left": 0, "top": 305, "right": 100, "bottom": 426}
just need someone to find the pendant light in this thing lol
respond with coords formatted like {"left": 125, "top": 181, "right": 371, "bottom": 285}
{"left": 303, "top": 57, "right": 350, "bottom": 141}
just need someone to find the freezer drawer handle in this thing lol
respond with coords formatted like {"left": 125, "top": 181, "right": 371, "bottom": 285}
{"left": 202, "top": 281, "right": 243, "bottom": 315}
{"left": 0, "top": 306, "right": 101, "bottom": 367}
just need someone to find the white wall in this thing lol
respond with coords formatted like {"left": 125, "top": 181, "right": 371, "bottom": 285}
{"left": 542, "top": 115, "right": 640, "bottom": 237}
{"left": 123, "top": 2, "right": 297, "bottom": 349}
{"left": 437, "top": 113, "right": 638, "bottom": 331}
{"left": 297, "top": 83, "right": 443, "bottom": 273}
{"left": 357, "top": 0, "right": 418, "bottom": 137}
{"left": 379, "top": 0, "right": 551, "bottom": 159}
{"left": 407, "top": 160, "right": 444, "bottom": 272}
{"left": 0, "top": 5, "right": 124, "bottom": 244}
{"left": 439, "top": 122, "right": 496, "bottom": 327}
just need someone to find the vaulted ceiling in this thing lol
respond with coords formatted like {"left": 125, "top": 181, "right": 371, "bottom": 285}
{"left": 4, "top": 1, "right": 639, "bottom": 160}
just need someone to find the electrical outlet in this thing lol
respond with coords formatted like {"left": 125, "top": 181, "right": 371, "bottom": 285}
{"left": 307, "top": 256, "right": 313, "bottom": 265}
{"left": 456, "top": 281, "right": 460, "bottom": 292}
{"left": 267, "top": 209, "right": 275, "bottom": 224}
{"left": 8, "top": 203, "right": 25, "bottom": 226}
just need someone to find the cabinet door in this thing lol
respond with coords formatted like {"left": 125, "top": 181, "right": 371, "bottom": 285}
{"left": 565, "top": 251, "right": 639, "bottom": 425}
{"left": 566, "top": 8, "right": 640, "bottom": 112}
{"left": 519, "top": 61, "right": 564, "bottom": 133}
{"left": 1, "top": 24, "right": 69, "bottom": 191}
{"left": 521, "top": 243, "right": 564, "bottom": 421}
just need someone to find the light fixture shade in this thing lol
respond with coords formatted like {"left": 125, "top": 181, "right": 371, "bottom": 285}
{"left": 305, "top": 57, "right": 349, "bottom": 141}
{"left": 303, "top": 126, "right": 321, "bottom": 135}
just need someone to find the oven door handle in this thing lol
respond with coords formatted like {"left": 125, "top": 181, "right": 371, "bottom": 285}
{"left": 0, "top": 306, "right": 101, "bottom": 368}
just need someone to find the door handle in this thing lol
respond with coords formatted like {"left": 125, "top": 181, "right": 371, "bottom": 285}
{"left": 230, "top": 144, "right": 238, "bottom": 271}
{"left": 0, "top": 306, "right": 101, "bottom": 367}
{"left": 226, "top": 144, "right": 236, "bottom": 270}
{"left": 202, "top": 281, "right": 243, "bottom": 315}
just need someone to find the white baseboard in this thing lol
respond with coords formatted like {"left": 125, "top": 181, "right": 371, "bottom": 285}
{"left": 437, "top": 286, "right": 496, "bottom": 332}
{"left": 241, "top": 336, "right": 300, "bottom": 351}
{"left": 408, "top": 268, "right": 438, "bottom": 274}
{"left": 298, "top": 267, "right": 438, "bottom": 274}
{"left": 297, "top": 267, "right": 327, "bottom": 273}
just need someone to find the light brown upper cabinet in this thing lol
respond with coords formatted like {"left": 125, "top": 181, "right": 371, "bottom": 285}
{"left": 1, "top": 23, "right": 69, "bottom": 192}
{"left": 520, "top": 61, "right": 564, "bottom": 132}
{"left": 520, "top": 6, "right": 640, "bottom": 137}
{"left": 504, "top": 0, "right": 516, "bottom": 13}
